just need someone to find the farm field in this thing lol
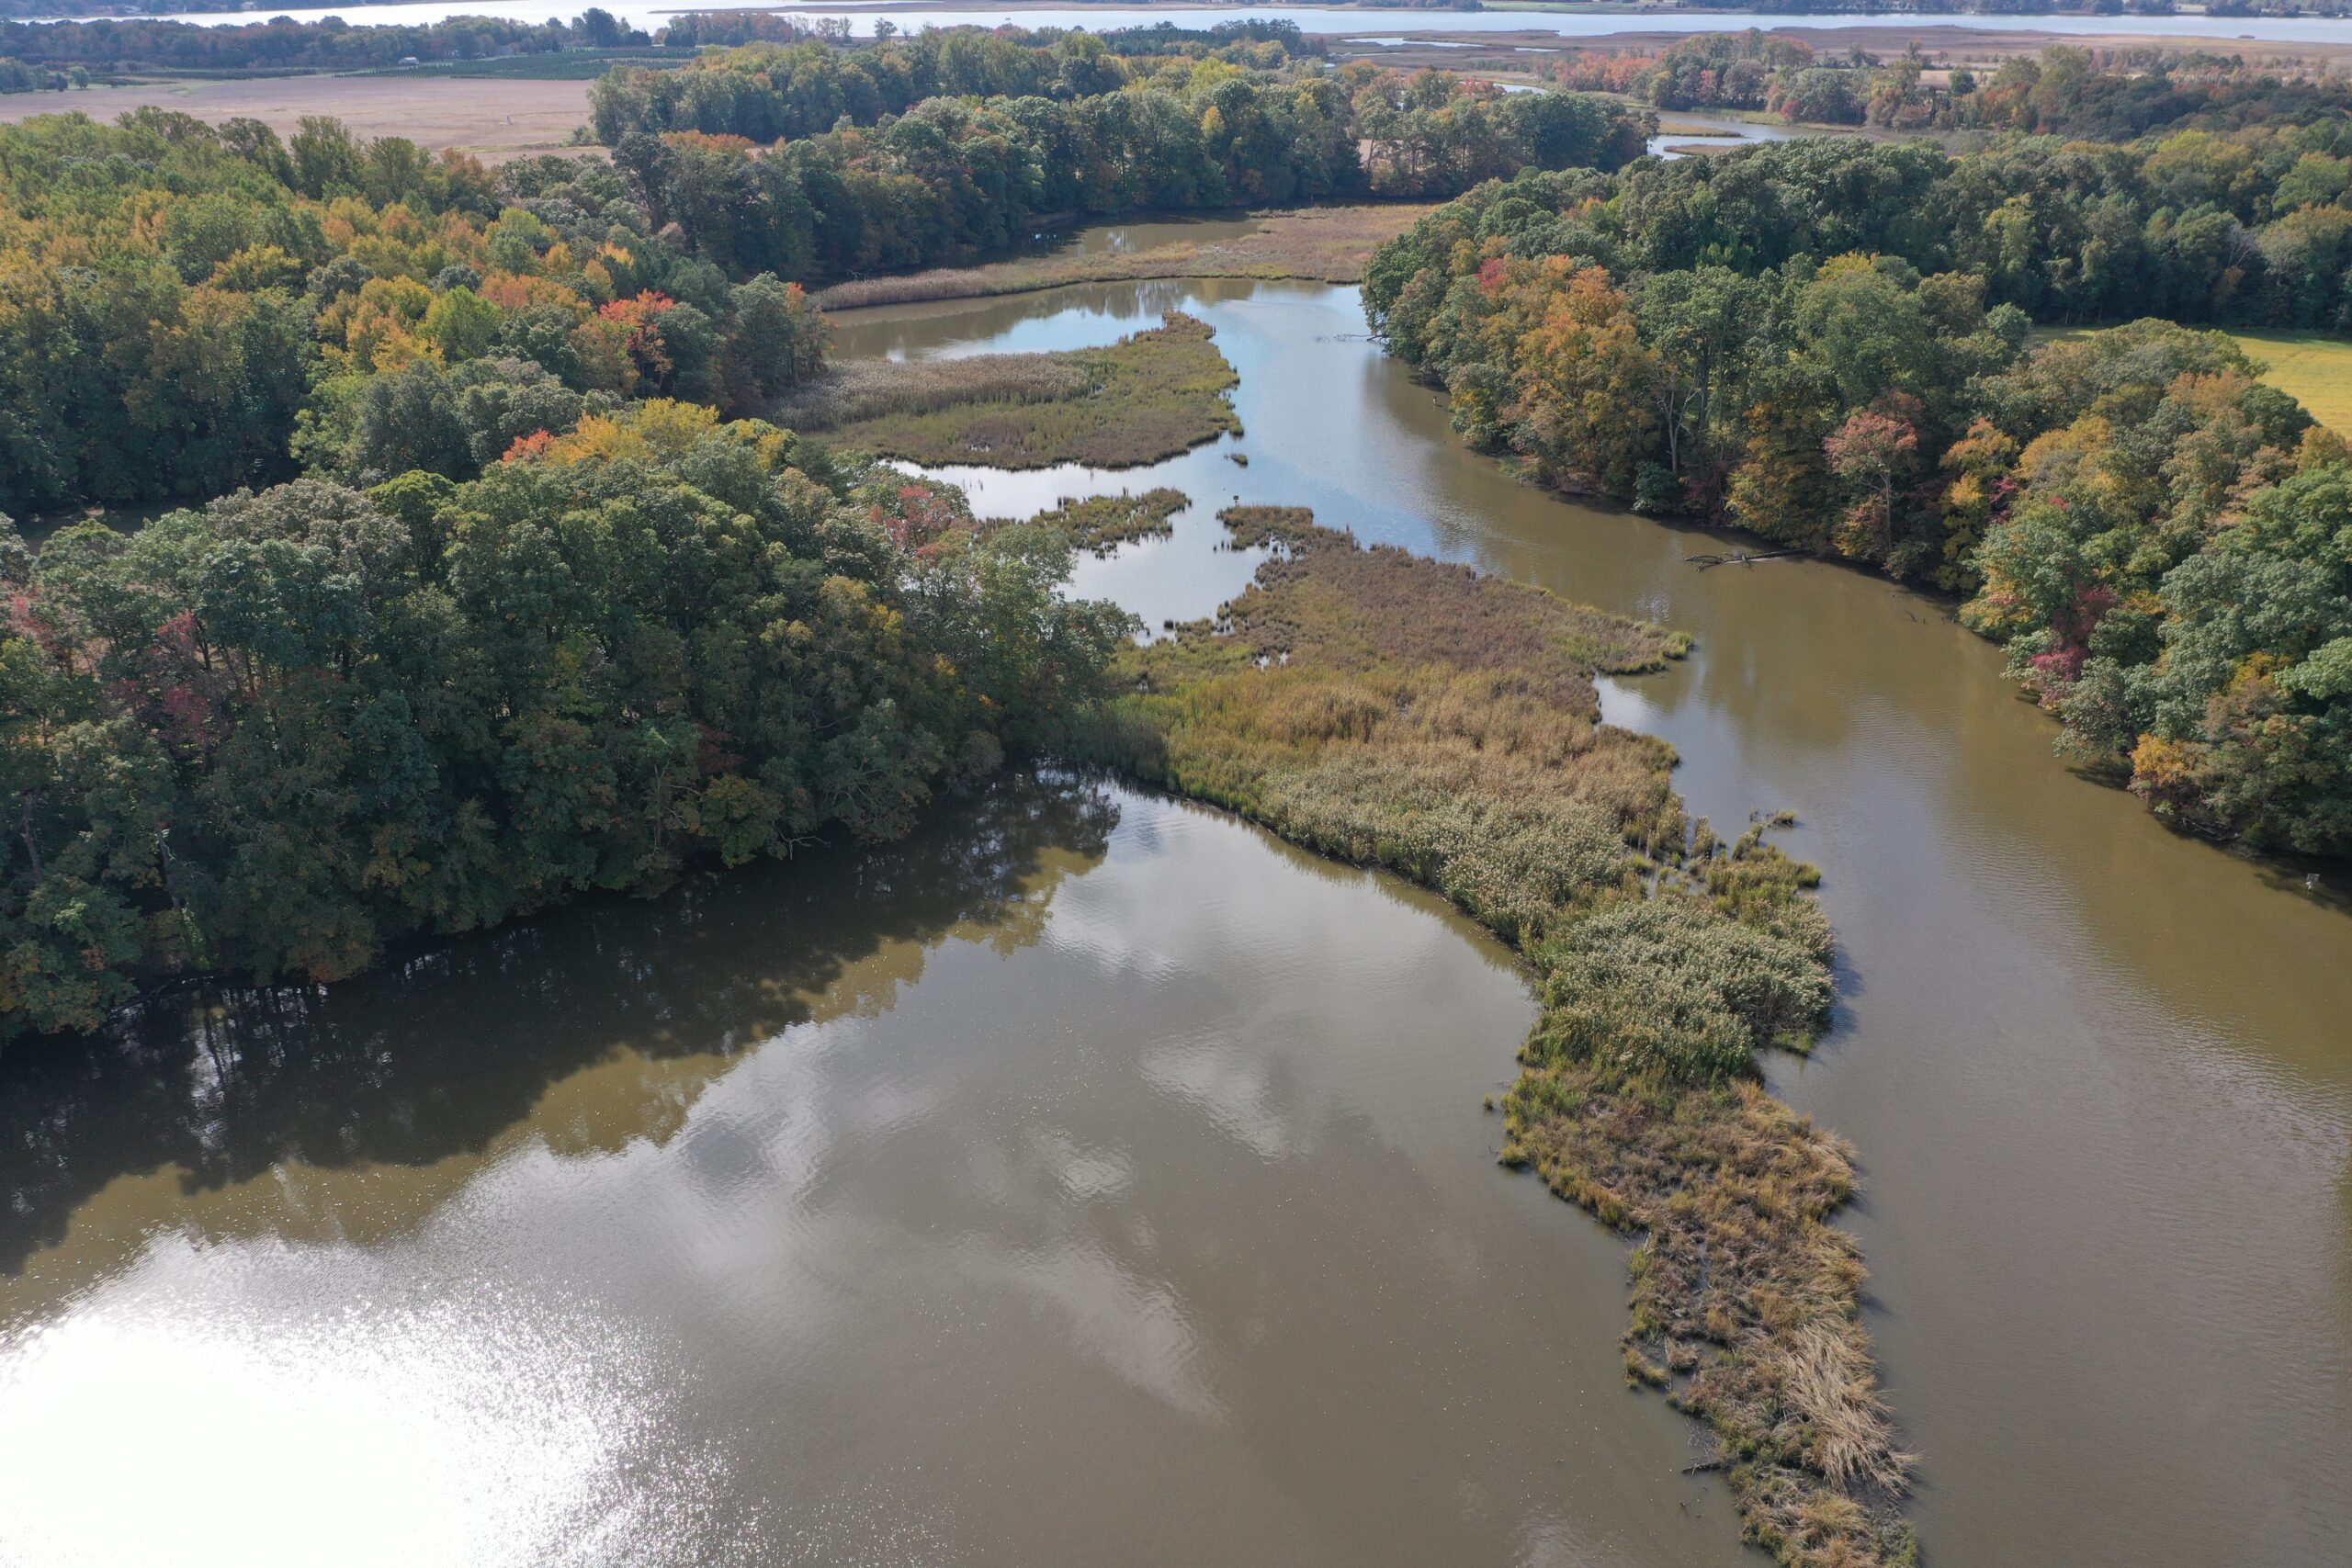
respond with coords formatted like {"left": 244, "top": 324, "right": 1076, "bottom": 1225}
{"left": 2036, "top": 323, "right": 2352, "bottom": 431}
{"left": 0, "top": 73, "right": 593, "bottom": 160}
{"left": 2222, "top": 328, "right": 2352, "bottom": 432}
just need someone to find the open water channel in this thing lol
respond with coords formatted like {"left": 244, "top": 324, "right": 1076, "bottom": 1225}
{"left": 0, "top": 254, "right": 2346, "bottom": 1567}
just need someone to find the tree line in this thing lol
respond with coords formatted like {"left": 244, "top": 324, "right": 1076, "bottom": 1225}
{"left": 1915, "top": 48, "right": 2352, "bottom": 141}
{"left": 0, "top": 109, "right": 825, "bottom": 516}
{"left": 0, "top": 12, "right": 1310, "bottom": 78}
{"left": 0, "top": 98, "right": 1123, "bottom": 1047}
{"left": 1612, "top": 0, "right": 2352, "bottom": 13}
{"left": 0, "top": 54, "right": 1636, "bottom": 520}
{"left": 1554, "top": 36, "right": 2352, "bottom": 139}
{"left": 0, "top": 10, "right": 651, "bottom": 73}
{"left": 1366, "top": 133, "right": 2352, "bottom": 853}
{"left": 0, "top": 58, "right": 82, "bottom": 94}
{"left": 587, "top": 28, "right": 1313, "bottom": 144}
{"left": 0, "top": 50, "right": 1634, "bottom": 1041}
{"left": 0, "top": 402, "right": 1132, "bottom": 1044}
{"left": 598, "top": 54, "right": 1644, "bottom": 281}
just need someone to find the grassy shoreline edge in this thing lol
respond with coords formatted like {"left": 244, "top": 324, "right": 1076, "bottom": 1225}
{"left": 773, "top": 312, "right": 1241, "bottom": 469}
{"left": 809, "top": 205, "right": 1436, "bottom": 311}
{"left": 1063, "top": 503, "right": 1917, "bottom": 1568}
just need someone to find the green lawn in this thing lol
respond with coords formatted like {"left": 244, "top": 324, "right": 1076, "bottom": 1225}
{"left": 2219, "top": 329, "right": 2352, "bottom": 432}
{"left": 2031, "top": 323, "right": 2352, "bottom": 431}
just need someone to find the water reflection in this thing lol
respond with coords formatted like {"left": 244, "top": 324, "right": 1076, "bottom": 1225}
{"left": 825, "top": 276, "right": 2352, "bottom": 1568}
{"left": 1644, "top": 111, "right": 1808, "bottom": 160}
{"left": 0, "top": 774, "right": 1118, "bottom": 1298}
{"left": 831, "top": 277, "right": 1230, "bottom": 362}
{"left": 0, "top": 775, "right": 1754, "bottom": 1568}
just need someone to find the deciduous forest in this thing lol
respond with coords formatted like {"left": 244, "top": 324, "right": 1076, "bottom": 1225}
{"left": 1366, "top": 127, "right": 2352, "bottom": 853}
{"left": 0, "top": 46, "right": 1639, "bottom": 515}
{"left": 0, "top": 39, "right": 1640, "bottom": 1039}
{"left": 0, "top": 21, "right": 2347, "bottom": 1568}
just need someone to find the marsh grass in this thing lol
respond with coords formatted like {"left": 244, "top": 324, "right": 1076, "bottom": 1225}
{"left": 782, "top": 314, "right": 1240, "bottom": 469}
{"left": 808, "top": 205, "right": 1435, "bottom": 310}
{"left": 1073, "top": 505, "right": 1915, "bottom": 1568}
{"left": 771, "top": 354, "right": 1089, "bottom": 429}
{"left": 989, "top": 490, "right": 1190, "bottom": 557}
{"left": 1218, "top": 508, "right": 1690, "bottom": 697}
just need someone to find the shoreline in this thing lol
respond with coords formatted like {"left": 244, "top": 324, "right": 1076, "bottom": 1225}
{"left": 810, "top": 204, "right": 1433, "bottom": 311}
{"left": 844, "top": 333, "right": 1919, "bottom": 1560}
{"left": 1071, "top": 502, "right": 1916, "bottom": 1566}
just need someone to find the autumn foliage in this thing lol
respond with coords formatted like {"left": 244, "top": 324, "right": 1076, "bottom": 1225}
{"left": 1368, "top": 138, "right": 2352, "bottom": 855}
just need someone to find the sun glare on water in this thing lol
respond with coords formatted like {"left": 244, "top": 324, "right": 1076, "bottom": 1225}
{"left": 0, "top": 1236, "right": 720, "bottom": 1568}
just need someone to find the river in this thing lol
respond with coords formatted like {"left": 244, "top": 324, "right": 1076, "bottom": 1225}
{"left": 0, "top": 265, "right": 2346, "bottom": 1567}
{"left": 63, "top": 0, "right": 2352, "bottom": 45}
{"left": 829, "top": 273, "right": 2352, "bottom": 1566}
{"left": 0, "top": 773, "right": 1755, "bottom": 1567}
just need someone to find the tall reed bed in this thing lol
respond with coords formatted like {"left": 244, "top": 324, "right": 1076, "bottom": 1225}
{"left": 1075, "top": 507, "right": 1916, "bottom": 1568}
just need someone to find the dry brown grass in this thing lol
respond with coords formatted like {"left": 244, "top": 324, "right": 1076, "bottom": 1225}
{"left": 1220, "top": 507, "right": 1688, "bottom": 698}
{"left": 810, "top": 204, "right": 1435, "bottom": 310}
{"left": 1508, "top": 1070, "right": 1915, "bottom": 1564}
{"left": 780, "top": 313, "right": 1239, "bottom": 470}
{"left": 1072, "top": 504, "right": 1916, "bottom": 1568}
{"left": 0, "top": 75, "right": 596, "bottom": 162}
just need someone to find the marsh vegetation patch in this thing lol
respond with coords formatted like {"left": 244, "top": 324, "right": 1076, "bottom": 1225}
{"left": 1072, "top": 506, "right": 1916, "bottom": 1568}
{"left": 777, "top": 314, "right": 1241, "bottom": 469}
{"left": 808, "top": 205, "right": 1438, "bottom": 311}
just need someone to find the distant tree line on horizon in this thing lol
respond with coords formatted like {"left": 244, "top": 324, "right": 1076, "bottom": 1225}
{"left": 9, "top": 0, "right": 2352, "bottom": 17}
{"left": 0, "top": 11, "right": 1315, "bottom": 76}
{"left": 0, "top": 9, "right": 650, "bottom": 73}
{"left": 1549, "top": 0, "right": 2352, "bottom": 13}
{"left": 1555, "top": 34, "right": 2352, "bottom": 136}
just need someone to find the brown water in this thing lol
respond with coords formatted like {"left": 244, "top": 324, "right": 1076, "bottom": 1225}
{"left": 832, "top": 279, "right": 2352, "bottom": 1567}
{"left": 0, "top": 774, "right": 1754, "bottom": 1567}
{"left": 2, "top": 275, "right": 2346, "bottom": 1568}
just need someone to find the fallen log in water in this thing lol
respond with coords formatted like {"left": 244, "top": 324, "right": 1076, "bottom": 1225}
{"left": 1684, "top": 549, "right": 1805, "bottom": 570}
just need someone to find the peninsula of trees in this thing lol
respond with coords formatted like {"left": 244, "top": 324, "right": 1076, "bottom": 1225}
{"left": 1367, "top": 122, "right": 2352, "bottom": 853}
{"left": 0, "top": 45, "right": 1645, "bottom": 1038}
